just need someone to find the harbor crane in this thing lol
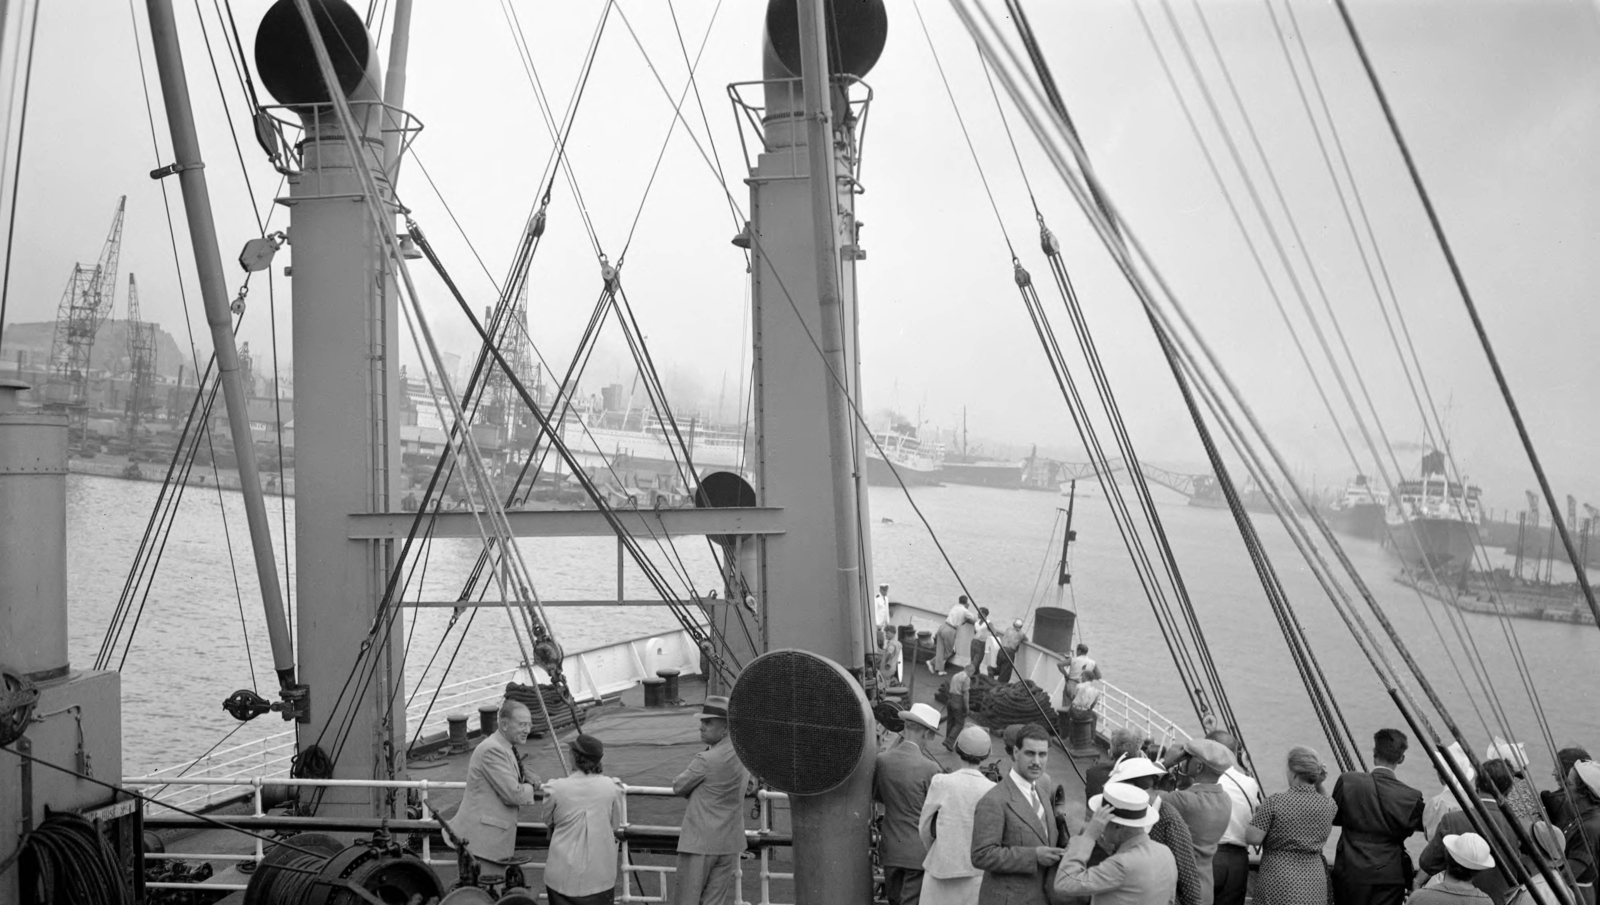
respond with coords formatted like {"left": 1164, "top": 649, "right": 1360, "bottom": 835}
{"left": 43, "top": 196, "right": 127, "bottom": 430}
{"left": 124, "top": 274, "right": 157, "bottom": 438}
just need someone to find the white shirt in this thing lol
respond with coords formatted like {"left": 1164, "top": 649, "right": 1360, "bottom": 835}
{"left": 946, "top": 603, "right": 972, "bottom": 627}
{"left": 1068, "top": 654, "right": 1096, "bottom": 681}
{"left": 874, "top": 593, "right": 890, "bottom": 628}
{"left": 1071, "top": 680, "right": 1103, "bottom": 711}
{"left": 1218, "top": 766, "right": 1262, "bottom": 846}
{"left": 1010, "top": 769, "right": 1047, "bottom": 824}
{"left": 1422, "top": 786, "right": 1462, "bottom": 842}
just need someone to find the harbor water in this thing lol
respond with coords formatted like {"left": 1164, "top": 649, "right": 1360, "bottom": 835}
{"left": 67, "top": 474, "right": 1600, "bottom": 795}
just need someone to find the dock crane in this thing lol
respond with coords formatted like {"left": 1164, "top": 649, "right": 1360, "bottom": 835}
{"left": 43, "top": 196, "right": 127, "bottom": 441}
{"left": 124, "top": 274, "right": 157, "bottom": 438}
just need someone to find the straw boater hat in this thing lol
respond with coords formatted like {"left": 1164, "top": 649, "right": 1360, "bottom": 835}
{"left": 1108, "top": 755, "right": 1168, "bottom": 784}
{"left": 897, "top": 703, "right": 942, "bottom": 733}
{"left": 1443, "top": 833, "right": 1495, "bottom": 871}
{"left": 699, "top": 696, "right": 731, "bottom": 721}
{"left": 1090, "top": 781, "right": 1161, "bottom": 828}
{"left": 956, "top": 725, "right": 992, "bottom": 758}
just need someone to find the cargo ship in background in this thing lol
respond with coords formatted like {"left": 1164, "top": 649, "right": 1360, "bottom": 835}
{"left": 1385, "top": 450, "right": 1484, "bottom": 575}
{"left": 865, "top": 424, "right": 945, "bottom": 486}
{"left": 1326, "top": 474, "right": 1388, "bottom": 541}
{"left": 938, "top": 408, "right": 1020, "bottom": 488}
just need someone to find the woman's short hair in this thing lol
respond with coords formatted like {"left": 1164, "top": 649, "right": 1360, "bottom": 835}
{"left": 575, "top": 751, "right": 603, "bottom": 774}
{"left": 1444, "top": 851, "right": 1481, "bottom": 881}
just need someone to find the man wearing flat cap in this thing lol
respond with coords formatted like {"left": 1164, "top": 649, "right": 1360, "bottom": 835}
{"left": 542, "top": 734, "right": 625, "bottom": 905}
{"left": 875, "top": 702, "right": 945, "bottom": 905}
{"left": 673, "top": 696, "right": 752, "bottom": 905}
{"left": 1160, "top": 738, "right": 1236, "bottom": 905}
{"left": 1054, "top": 780, "right": 1178, "bottom": 905}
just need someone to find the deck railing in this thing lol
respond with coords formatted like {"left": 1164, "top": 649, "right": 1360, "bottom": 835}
{"left": 886, "top": 602, "right": 1191, "bottom": 748}
{"left": 139, "top": 630, "right": 704, "bottom": 813}
{"left": 123, "top": 774, "right": 792, "bottom": 904}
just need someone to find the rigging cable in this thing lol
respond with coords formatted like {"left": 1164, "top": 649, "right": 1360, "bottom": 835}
{"left": 1329, "top": 0, "right": 1600, "bottom": 632}
{"left": 0, "top": 0, "right": 41, "bottom": 348}
{"left": 1262, "top": 0, "right": 1559, "bottom": 789}
{"left": 948, "top": 9, "right": 1574, "bottom": 893}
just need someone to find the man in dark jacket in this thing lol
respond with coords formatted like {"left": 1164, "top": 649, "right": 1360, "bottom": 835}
{"left": 1563, "top": 761, "right": 1600, "bottom": 905}
{"left": 874, "top": 703, "right": 945, "bottom": 905}
{"left": 971, "top": 724, "right": 1063, "bottom": 905}
{"left": 1331, "top": 728, "right": 1425, "bottom": 905}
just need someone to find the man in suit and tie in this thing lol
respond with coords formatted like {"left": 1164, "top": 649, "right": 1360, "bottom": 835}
{"left": 1331, "top": 728, "right": 1426, "bottom": 905}
{"left": 673, "top": 696, "right": 752, "bottom": 905}
{"left": 875, "top": 702, "right": 946, "bottom": 905}
{"left": 446, "top": 699, "right": 541, "bottom": 880}
{"left": 972, "top": 723, "right": 1064, "bottom": 904}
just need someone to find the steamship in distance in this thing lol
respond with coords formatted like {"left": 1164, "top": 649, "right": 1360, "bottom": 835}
{"left": 864, "top": 425, "right": 946, "bottom": 487}
{"left": 1326, "top": 474, "right": 1389, "bottom": 542}
{"left": 1385, "top": 450, "right": 1484, "bottom": 575}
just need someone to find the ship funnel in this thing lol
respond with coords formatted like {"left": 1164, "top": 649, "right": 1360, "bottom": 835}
{"left": 763, "top": 0, "right": 888, "bottom": 80}
{"left": 255, "top": 0, "right": 380, "bottom": 111}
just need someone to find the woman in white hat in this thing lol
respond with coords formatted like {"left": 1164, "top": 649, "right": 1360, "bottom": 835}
{"left": 918, "top": 726, "right": 997, "bottom": 905}
{"left": 1243, "top": 746, "right": 1336, "bottom": 905}
{"left": 1409, "top": 833, "right": 1496, "bottom": 905}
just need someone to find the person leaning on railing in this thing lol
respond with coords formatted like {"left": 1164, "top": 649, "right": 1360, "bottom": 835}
{"left": 445, "top": 699, "right": 542, "bottom": 881}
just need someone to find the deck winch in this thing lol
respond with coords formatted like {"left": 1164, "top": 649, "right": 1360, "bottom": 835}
{"left": 242, "top": 830, "right": 442, "bottom": 905}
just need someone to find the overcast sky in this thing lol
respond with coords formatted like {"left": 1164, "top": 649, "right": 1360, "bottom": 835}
{"left": 0, "top": 0, "right": 1596, "bottom": 512}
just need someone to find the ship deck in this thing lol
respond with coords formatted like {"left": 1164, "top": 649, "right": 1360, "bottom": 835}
{"left": 142, "top": 607, "right": 1171, "bottom": 902}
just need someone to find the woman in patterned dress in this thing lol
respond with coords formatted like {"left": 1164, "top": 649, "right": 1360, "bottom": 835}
{"left": 1245, "top": 746, "right": 1337, "bottom": 905}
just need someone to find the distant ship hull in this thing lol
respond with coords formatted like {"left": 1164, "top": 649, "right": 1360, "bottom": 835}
{"left": 865, "top": 454, "right": 943, "bottom": 487}
{"left": 1386, "top": 516, "right": 1478, "bottom": 574}
{"left": 942, "top": 460, "right": 1019, "bottom": 489}
{"left": 1328, "top": 502, "right": 1386, "bottom": 541}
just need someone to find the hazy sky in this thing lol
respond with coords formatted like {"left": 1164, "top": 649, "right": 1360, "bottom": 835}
{"left": 1, "top": 0, "right": 1597, "bottom": 512}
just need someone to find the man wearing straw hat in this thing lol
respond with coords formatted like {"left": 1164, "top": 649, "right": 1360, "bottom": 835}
{"left": 673, "top": 696, "right": 751, "bottom": 905}
{"left": 1053, "top": 780, "right": 1178, "bottom": 905}
{"left": 875, "top": 702, "right": 945, "bottom": 905}
{"left": 542, "top": 734, "right": 625, "bottom": 905}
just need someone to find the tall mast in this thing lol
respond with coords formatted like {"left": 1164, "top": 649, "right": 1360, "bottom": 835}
{"left": 143, "top": 0, "right": 297, "bottom": 701}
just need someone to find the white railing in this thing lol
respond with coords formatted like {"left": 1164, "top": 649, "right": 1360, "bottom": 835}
{"left": 886, "top": 602, "right": 1190, "bottom": 748}
{"left": 124, "top": 774, "right": 792, "bottom": 905}
{"left": 140, "top": 629, "right": 703, "bottom": 813}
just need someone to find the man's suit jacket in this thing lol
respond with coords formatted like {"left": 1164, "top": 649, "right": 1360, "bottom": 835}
{"left": 446, "top": 731, "right": 538, "bottom": 862}
{"left": 1331, "top": 767, "right": 1425, "bottom": 888}
{"left": 971, "top": 774, "right": 1060, "bottom": 905}
{"left": 673, "top": 736, "right": 751, "bottom": 856}
{"left": 874, "top": 739, "right": 944, "bottom": 869}
{"left": 920, "top": 767, "right": 996, "bottom": 879}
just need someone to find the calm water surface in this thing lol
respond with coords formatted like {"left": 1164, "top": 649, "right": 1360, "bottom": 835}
{"left": 68, "top": 475, "right": 1600, "bottom": 791}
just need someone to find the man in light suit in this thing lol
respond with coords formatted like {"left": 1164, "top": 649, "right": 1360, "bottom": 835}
{"left": 446, "top": 699, "right": 541, "bottom": 879}
{"left": 1331, "top": 728, "right": 1425, "bottom": 905}
{"left": 673, "top": 696, "right": 751, "bottom": 905}
{"left": 876, "top": 703, "right": 946, "bottom": 905}
{"left": 1054, "top": 781, "right": 1178, "bottom": 905}
{"left": 921, "top": 725, "right": 998, "bottom": 905}
{"left": 971, "top": 723, "right": 1064, "bottom": 904}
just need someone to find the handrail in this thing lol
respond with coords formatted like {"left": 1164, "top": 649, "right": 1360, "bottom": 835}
{"left": 127, "top": 773, "right": 793, "bottom": 903}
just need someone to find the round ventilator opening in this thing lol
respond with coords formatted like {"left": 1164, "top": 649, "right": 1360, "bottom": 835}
{"left": 729, "top": 649, "right": 869, "bottom": 795}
